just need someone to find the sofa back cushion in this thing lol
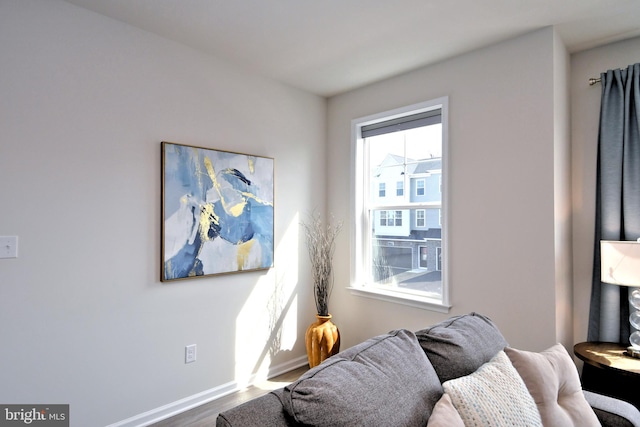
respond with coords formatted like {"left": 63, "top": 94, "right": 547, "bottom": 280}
{"left": 415, "top": 312, "right": 508, "bottom": 382}
{"left": 282, "top": 329, "right": 443, "bottom": 427}
{"left": 505, "top": 344, "right": 600, "bottom": 427}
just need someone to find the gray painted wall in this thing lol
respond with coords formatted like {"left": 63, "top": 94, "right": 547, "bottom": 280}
{"left": 0, "top": 0, "right": 325, "bottom": 425}
{"left": 327, "top": 27, "right": 570, "bottom": 352}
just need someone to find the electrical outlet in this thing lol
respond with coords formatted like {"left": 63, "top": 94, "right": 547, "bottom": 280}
{"left": 0, "top": 236, "right": 18, "bottom": 259}
{"left": 185, "top": 344, "right": 197, "bottom": 364}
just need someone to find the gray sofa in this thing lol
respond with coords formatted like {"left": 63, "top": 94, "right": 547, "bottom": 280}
{"left": 216, "top": 313, "right": 640, "bottom": 427}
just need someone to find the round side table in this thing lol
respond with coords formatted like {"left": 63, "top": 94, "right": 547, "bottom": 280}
{"left": 574, "top": 342, "right": 640, "bottom": 409}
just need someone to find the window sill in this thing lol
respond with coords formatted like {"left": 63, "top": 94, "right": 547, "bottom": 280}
{"left": 347, "top": 286, "right": 451, "bottom": 313}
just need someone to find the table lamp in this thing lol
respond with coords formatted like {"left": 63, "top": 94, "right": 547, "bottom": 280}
{"left": 600, "top": 240, "right": 640, "bottom": 358}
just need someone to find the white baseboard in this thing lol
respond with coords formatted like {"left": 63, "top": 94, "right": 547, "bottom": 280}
{"left": 107, "top": 355, "right": 308, "bottom": 427}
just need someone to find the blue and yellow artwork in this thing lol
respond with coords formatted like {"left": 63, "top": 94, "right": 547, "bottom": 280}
{"left": 161, "top": 142, "right": 274, "bottom": 281}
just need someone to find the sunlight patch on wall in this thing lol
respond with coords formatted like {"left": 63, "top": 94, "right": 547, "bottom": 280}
{"left": 234, "top": 213, "right": 300, "bottom": 387}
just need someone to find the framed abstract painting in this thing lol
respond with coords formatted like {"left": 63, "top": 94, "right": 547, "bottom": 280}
{"left": 161, "top": 141, "right": 274, "bottom": 281}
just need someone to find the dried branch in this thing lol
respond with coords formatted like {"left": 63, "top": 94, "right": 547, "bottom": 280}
{"left": 301, "top": 211, "right": 343, "bottom": 316}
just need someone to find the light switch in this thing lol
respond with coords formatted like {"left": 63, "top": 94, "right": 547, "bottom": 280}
{"left": 0, "top": 236, "right": 18, "bottom": 259}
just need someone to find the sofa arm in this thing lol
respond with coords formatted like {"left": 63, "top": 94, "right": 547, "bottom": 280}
{"left": 584, "top": 390, "right": 640, "bottom": 427}
{"left": 216, "top": 389, "right": 298, "bottom": 427}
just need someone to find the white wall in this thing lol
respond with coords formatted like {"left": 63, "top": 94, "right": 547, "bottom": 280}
{"left": 571, "top": 36, "right": 640, "bottom": 344}
{"left": 327, "top": 27, "right": 572, "bottom": 352}
{"left": 0, "top": 1, "right": 325, "bottom": 425}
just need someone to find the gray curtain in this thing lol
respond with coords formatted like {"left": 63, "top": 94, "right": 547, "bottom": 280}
{"left": 588, "top": 63, "right": 640, "bottom": 343}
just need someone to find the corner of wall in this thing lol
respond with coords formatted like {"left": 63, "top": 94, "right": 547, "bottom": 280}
{"left": 552, "top": 27, "right": 574, "bottom": 347}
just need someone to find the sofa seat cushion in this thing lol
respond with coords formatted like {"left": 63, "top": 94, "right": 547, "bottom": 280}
{"left": 282, "top": 329, "right": 443, "bottom": 427}
{"left": 505, "top": 344, "right": 600, "bottom": 427}
{"left": 415, "top": 312, "right": 509, "bottom": 382}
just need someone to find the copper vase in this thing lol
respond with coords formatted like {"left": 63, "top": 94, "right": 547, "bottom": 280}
{"left": 305, "top": 314, "right": 340, "bottom": 368}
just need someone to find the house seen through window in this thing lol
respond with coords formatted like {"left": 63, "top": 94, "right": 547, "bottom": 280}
{"left": 351, "top": 98, "right": 448, "bottom": 311}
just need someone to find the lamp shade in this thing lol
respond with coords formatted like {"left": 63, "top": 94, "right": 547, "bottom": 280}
{"left": 601, "top": 241, "right": 640, "bottom": 287}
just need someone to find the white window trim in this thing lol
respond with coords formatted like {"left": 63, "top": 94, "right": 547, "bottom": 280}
{"left": 350, "top": 97, "right": 450, "bottom": 312}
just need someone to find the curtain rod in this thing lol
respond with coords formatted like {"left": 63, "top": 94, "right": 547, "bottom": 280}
{"left": 589, "top": 63, "right": 639, "bottom": 86}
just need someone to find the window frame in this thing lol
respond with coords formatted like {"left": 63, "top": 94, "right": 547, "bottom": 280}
{"left": 349, "top": 97, "right": 450, "bottom": 313}
{"left": 416, "top": 209, "right": 425, "bottom": 228}
{"left": 416, "top": 179, "right": 425, "bottom": 196}
{"left": 379, "top": 210, "right": 388, "bottom": 226}
{"left": 394, "top": 210, "right": 402, "bottom": 226}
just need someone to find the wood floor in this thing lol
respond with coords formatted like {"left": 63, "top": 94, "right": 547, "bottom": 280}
{"left": 149, "top": 366, "right": 308, "bottom": 427}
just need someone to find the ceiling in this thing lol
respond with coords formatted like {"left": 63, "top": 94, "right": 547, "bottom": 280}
{"left": 64, "top": 0, "right": 640, "bottom": 97}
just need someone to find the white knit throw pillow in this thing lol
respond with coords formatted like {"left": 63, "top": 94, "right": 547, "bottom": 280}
{"left": 443, "top": 350, "right": 542, "bottom": 427}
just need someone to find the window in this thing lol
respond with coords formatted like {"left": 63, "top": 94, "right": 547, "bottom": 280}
{"left": 416, "top": 179, "right": 425, "bottom": 196}
{"left": 378, "top": 183, "right": 386, "bottom": 197}
{"left": 394, "top": 210, "right": 402, "bottom": 226}
{"left": 380, "top": 210, "right": 403, "bottom": 227}
{"left": 380, "top": 210, "right": 388, "bottom": 226}
{"left": 351, "top": 97, "right": 449, "bottom": 312}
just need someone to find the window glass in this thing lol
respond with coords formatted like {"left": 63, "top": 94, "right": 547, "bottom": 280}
{"left": 416, "top": 209, "right": 425, "bottom": 228}
{"left": 351, "top": 98, "right": 448, "bottom": 310}
{"left": 378, "top": 183, "right": 386, "bottom": 197}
